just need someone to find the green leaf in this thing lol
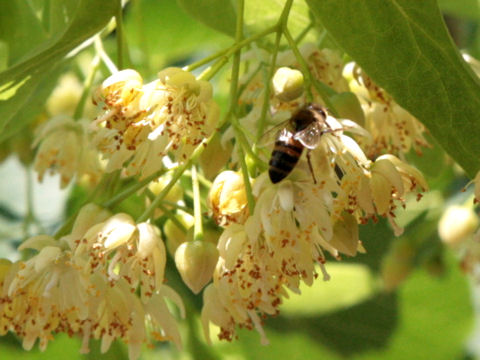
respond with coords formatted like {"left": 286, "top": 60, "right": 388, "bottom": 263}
{"left": 0, "top": 62, "right": 65, "bottom": 142}
{"left": 438, "top": 0, "right": 480, "bottom": 20}
{"left": 213, "top": 253, "right": 471, "bottom": 360}
{"left": 0, "top": 1, "right": 47, "bottom": 65}
{"left": 0, "top": 0, "right": 118, "bottom": 141}
{"left": 125, "top": 0, "right": 231, "bottom": 74}
{"left": 307, "top": 0, "right": 480, "bottom": 177}
{"left": 244, "top": 0, "right": 310, "bottom": 37}
{"left": 176, "top": 0, "right": 237, "bottom": 36}
{"left": 175, "top": 0, "right": 313, "bottom": 41}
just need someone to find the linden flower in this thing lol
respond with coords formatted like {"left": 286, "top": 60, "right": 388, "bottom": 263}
{"left": 92, "top": 68, "right": 219, "bottom": 178}
{"left": 0, "top": 204, "right": 183, "bottom": 359}
{"left": 208, "top": 171, "right": 249, "bottom": 226}
{"left": 345, "top": 64, "right": 429, "bottom": 158}
{"left": 1, "top": 239, "right": 90, "bottom": 351}
{"left": 33, "top": 115, "right": 102, "bottom": 188}
{"left": 335, "top": 154, "right": 427, "bottom": 235}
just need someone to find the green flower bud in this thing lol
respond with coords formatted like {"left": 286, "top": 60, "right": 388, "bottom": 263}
{"left": 329, "top": 92, "right": 365, "bottom": 127}
{"left": 438, "top": 205, "right": 479, "bottom": 246}
{"left": 175, "top": 240, "right": 219, "bottom": 294}
{"left": 164, "top": 211, "right": 194, "bottom": 257}
{"left": 272, "top": 67, "right": 304, "bottom": 102}
{"left": 329, "top": 213, "right": 360, "bottom": 257}
{"left": 199, "top": 134, "right": 233, "bottom": 180}
{"left": 381, "top": 239, "right": 415, "bottom": 291}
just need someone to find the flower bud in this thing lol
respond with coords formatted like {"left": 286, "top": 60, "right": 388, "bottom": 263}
{"left": 272, "top": 67, "right": 304, "bottom": 102}
{"left": 329, "top": 213, "right": 360, "bottom": 257}
{"left": 438, "top": 205, "right": 479, "bottom": 246}
{"left": 381, "top": 239, "right": 415, "bottom": 291}
{"left": 329, "top": 92, "right": 365, "bottom": 127}
{"left": 164, "top": 211, "right": 194, "bottom": 256}
{"left": 199, "top": 134, "right": 233, "bottom": 180}
{"left": 208, "top": 171, "right": 249, "bottom": 226}
{"left": 175, "top": 240, "right": 219, "bottom": 294}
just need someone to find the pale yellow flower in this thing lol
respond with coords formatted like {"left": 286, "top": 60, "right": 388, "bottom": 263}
{"left": 345, "top": 64, "right": 429, "bottom": 158}
{"left": 92, "top": 68, "right": 219, "bottom": 178}
{"left": 0, "top": 204, "right": 183, "bottom": 359}
{"left": 33, "top": 115, "right": 102, "bottom": 188}
{"left": 208, "top": 171, "right": 249, "bottom": 226}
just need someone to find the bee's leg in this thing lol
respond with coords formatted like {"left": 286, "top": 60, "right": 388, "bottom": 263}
{"left": 306, "top": 150, "right": 317, "bottom": 184}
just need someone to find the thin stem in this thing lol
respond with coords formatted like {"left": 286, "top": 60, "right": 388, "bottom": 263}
{"left": 256, "top": 0, "right": 294, "bottom": 143}
{"left": 73, "top": 55, "right": 100, "bottom": 120}
{"left": 237, "top": 61, "right": 264, "bottom": 98}
{"left": 54, "top": 169, "right": 163, "bottom": 238}
{"left": 233, "top": 122, "right": 268, "bottom": 170}
{"left": 228, "top": 0, "right": 255, "bottom": 213}
{"left": 94, "top": 36, "right": 118, "bottom": 74}
{"left": 295, "top": 22, "right": 313, "bottom": 43}
{"left": 162, "top": 200, "right": 193, "bottom": 215}
{"left": 191, "top": 166, "right": 204, "bottom": 241}
{"left": 115, "top": 1, "right": 132, "bottom": 69}
{"left": 237, "top": 144, "right": 255, "bottom": 214}
{"left": 145, "top": 190, "right": 189, "bottom": 233}
{"left": 136, "top": 137, "right": 213, "bottom": 223}
{"left": 256, "top": 31, "right": 281, "bottom": 143}
{"left": 184, "top": 25, "right": 276, "bottom": 72}
{"left": 103, "top": 169, "right": 164, "bottom": 209}
{"left": 23, "top": 167, "right": 43, "bottom": 237}
{"left": 184, "top": 169, "right": 212, "bottom": 189}
{"left": 283, "top": 27, "right": 339, "bottom": 115}
{"left": 197, "top": 56, "right": 229, "bottom": 81}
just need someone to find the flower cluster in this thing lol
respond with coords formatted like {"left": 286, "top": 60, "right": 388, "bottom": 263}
{"left": 19, "top": 38, "right": 434, "bottom": 357}
{"left": 202, "top": 109, "right": 427, "bottom": 342}
{"left": 92, "top": 68, "right": 219, "bottom": 178}
{"left": 0, "top": 204, "right": 183, "bottom": 359}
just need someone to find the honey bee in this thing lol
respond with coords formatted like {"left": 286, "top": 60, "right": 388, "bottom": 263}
{"left": 267, "top": 103, "right": 337, "bottom": 184}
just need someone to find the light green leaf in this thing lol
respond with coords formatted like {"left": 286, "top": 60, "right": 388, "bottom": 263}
{"left": 438, "top": 0, "right": 480, "bottom": 20}
{"left": 214, "top": 253, "right": 471, "bottom": 360}
{"left": 176, "top": 0, "right": 313, "bottom": 41}
{"left": 307, "top": 0, "right": 480, "bottom": 177}
{"left": 244, "top": 0, "right": 310, "bottom": 37}
{"left": 125, "top": 0, "right": 231, "bottom": 74}
{"left": 0, "top": 1, "right": 47, "bottom": 65}
{"left": 0, "top": 0, "right": 118, "bottom": 141}
{"left": 176, "top": 0, "right": 237, "bottom": 36}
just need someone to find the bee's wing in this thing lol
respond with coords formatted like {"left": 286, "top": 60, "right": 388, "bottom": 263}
{"left": 293, "top": 122, "right": 323, "bottom": 149}
{"left": 257, "top": 119, "right": 292, "bottom": 147}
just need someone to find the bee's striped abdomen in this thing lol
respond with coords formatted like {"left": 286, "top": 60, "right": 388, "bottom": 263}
{"left": 268, "top": 135, "right": 304, "bottom": 184}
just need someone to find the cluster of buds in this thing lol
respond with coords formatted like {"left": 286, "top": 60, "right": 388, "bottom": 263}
{"left": 92, "top": 67, "right": 219, "bottom": 178}
{"left": 0, "top": 204, "right": 183, "bottom": 359}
